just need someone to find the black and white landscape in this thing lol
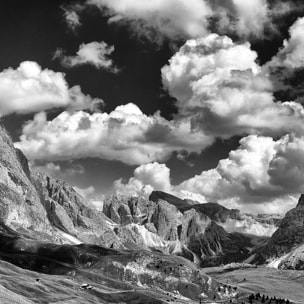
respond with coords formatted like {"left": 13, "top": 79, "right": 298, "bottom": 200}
{"left": 1, "top": 0, "right": 304, "bottom": 303}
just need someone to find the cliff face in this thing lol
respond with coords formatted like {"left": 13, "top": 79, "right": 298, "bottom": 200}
{"left": 149, "top": 190, "right": 196, "bottom": 211}
{"left": 150, "top": 191, "right": 279, "bottom": 237}
{"left": 0, "top": 123, "right": 52, "bottom": 235}
{"left": 103, "top": 191, "right": 262, "bottom": 266}
{"left": 0, "top": 123, "right": 120, "bottom": 247}
{"left": 253, "top": 195, "right": 304, "bottom": 269}
{"left": 33, "top": 173, "right": 121, "bottom": 248}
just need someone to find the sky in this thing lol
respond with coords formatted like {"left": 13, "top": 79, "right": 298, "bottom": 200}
{"left": 2, "top": 0, "right": 304, "bottom": 214}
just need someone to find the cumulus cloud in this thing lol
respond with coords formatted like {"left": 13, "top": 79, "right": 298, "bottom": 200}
{"left": 62, "top": 5, "right": 82, "bottom": 31}
{"left": 15, "top": 103, "right": 212, "bottom": 165}
{"left": 264, "top": 17, "right": 304, "bottom": 103}
{"left": 114, "top": 162, "right": 171, "bottom": 197}
{"left": 114, "top": 134, "right": 304, "bottom": 214}
{"left": 176, "top": 134, "right": 304, "bottom": 213}
{"left": 268, "top": 135, "right": 304, "bottom": 193}
{"left": 0, "top": 61, "right": 103, "bottom": 116}
{"left": 88, "top": 0, "right": 212, "bottom": 40}
{"left": 162, "top": 34, "right": 304, "bottom": 138}
{"left": 231, "top": 0, "right": 269, "bottom": 38}
{"left": 54, "top": 41, "right": 118, "bottom": 71}
{"left": 177, "top": 136, "right": 282, "bottom": 202}
{"left": 79, "top": 0, "right": 272, "bottom": 41}
{"left": 269, "top": 17, "right": 304, "bottom": 70}
{"left": 211, "top": 0, "right": 270, "bottom": 39}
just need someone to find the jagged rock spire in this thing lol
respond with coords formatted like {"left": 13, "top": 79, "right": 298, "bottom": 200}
{"left": 297, "top": 194, "right": 304, "bottom": 208}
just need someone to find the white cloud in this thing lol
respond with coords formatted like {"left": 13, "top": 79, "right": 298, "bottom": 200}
{"left": 32, "top": 162, "right": 61, "bottom": 176}
{"left": 88, "top": 0, "right": 212, "bottom": 40}
{"left": 268, "top": 135, "right": 304, "bottom": 193}
{"left": 90, "top": 199, "right": 104, "bottom": 211}
{"left": 176, "top": 134, "right": 304, "bottom": 213}
{"left": 54, "top": 41, "right": 118, "bottom": 71}
{"left": 211, "top": 0, "right": 271, "bottom": 39}
{"left": 264, "top": 17, "right": 304, "bottom": 103}
{"left": 177, "top": 136, "right": 280, "bottom": 201}
{"left": 114, "top": 162, "right": 171, "bottom": 197}
{"left": 231, "top": 0, "right": 269, "bottom": 38}
{"left": 162, "top": 34, "right": 304, "bottom": 138}
{"left": 0, "top": 61, "right": 103, "bottom": 116}
{"left": 15, "top": 103, "right": 212, "bottom": 165}
{"left": 62, "top": 6, "right": 82, "bottom": 31}
{"left": 81, "top": 0, "right": 273, "bottom": 41}
{"left": 269, "top": 17, "right": 304, "bottom": 69}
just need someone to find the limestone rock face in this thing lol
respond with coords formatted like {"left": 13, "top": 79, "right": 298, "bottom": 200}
{"left": 179, "top": 208, "right": 254, "bottom": 266}
{"left": 150, "top": 191, "right": 279, "bottom": 237}
{"left": 149, "top": 190, "right": 195, "bottom": 211}
{"left": 0, "top": 123, "right": 121, "bottom": 248}
{"left": 115, "top": 225, "right": 146, "bottom": 249}
{"left": 270, "top": 202, "right": 304, "bottom": 251}
{"left": 33, "top": 173, "right": 121, "bottom": 248}
{"left": 103, "top": 196, "right": 134, "bottom": 225}
{"left": 0, "top": 123, "right": 52, "bottom": 234}
{"left": 148, "top": 199, "right": 182, "bottom": 241}
{"left": 104, "top": 191, "right": 259, "bottom": 266}
{"left": 186, "top": 202, "right": 241, "bottom": 223}
{"left": 296, "top": 194, "right": 304, "bottom": 208}
{"left": 254, "top": 195, "right": 304, "bottom": 269}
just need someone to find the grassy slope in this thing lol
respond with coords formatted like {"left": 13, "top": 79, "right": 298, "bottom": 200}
{"left": 205, "top": 267, "right": 304, "bottom": 304}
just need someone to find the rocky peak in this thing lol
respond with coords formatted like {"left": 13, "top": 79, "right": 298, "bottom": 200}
{"left": 149, "top": 199, "right": 182, "bottom": 241}
{"left": 15, "top": 148, "right": 31, "bottom": 180}
{"left": 103, "top": 195, "right": 142, "bottom": 225}
{"left": 187, "top": 202, "right": 241, "bottom": 222}
{"left": 0, "top": 123, "right": 52, "bottom": 233}
{"left": 296, "top": 194, "right": 304, "bottom": 208}
{"left": 251, "top": 194, "right": 304, "bottom": 268}
{"left": 149, "top": 190, "right": 196, "bottom": 211}
{"left": 33, "top": 172, "right": 121, "bottom": 247}
{"left": 0, "top": 122, "right": 122, "bottom": 248}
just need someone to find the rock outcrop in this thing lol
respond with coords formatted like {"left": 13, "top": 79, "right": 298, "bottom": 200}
{"left": 103, "top": 196, "right": 138, "bottom": 225}
{"left": 0, "top": 122, "right": 120, "bottom": 248}
{"left": 252, "top": 195, "right": 304, "bottom": 269}
{"left": 104, "top": 191, "right": 264, "bottom": 267}
{"left": 33, "top": 173, "right": 121, "bottom": 248}
{"left": 149, "top": 191, "right": 279, "bottom": 237}
{"left": 0, "top": 123, "right": 52, "bottom": 235}
{"left": 149, "top": 190, "right": 196, "bottom": 211}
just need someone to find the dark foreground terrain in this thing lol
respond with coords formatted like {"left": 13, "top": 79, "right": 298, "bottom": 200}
{"left": 1, "top": 258, "right": 301, "bottom": 304}
{"left": 0, "top": 259, "right": 200, "bottom": 304}
{"left": 0, "top": 223, "right": 242, "bottom": 304}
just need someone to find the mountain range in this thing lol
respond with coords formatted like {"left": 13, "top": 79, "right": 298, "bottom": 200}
{"left": 0, "top": 122, "right": 302, "bottom": 303}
